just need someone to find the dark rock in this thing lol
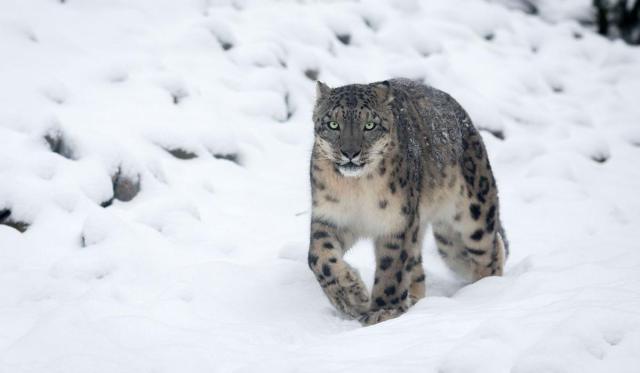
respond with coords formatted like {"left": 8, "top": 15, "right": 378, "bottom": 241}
{"left": 3, "top": 221, "right": 29, "bottom": 233}
{"left": 217, "top": 37, "right": 233, "bottom": 51}
{"left": 591, "top": 153, "right": 609, "bottom": 163}
{"left": 336, "top": 33, "right": 351, "bottom": 45}
{"left": 500, "top": 0, "right": 538, "bottom": 15}
{"left": 0, "top": 210, "right": 29, "bottom": 233}
{"left": 111, "top": 168, "right": 140, "bottom": 202}
{"left": 212, "top": 152, "right": 240, "bottom": 165}
{"left": 304, "top": 69, "right": 319, "bottom": 81}
{"left": 44, "top": 131, "right": 75, "bottom": 159}
{"left": 167, "top": 148, "right": 198, "bottom": 160}
{"left": 100, "top": 198, "right": 114, "bottom": 208}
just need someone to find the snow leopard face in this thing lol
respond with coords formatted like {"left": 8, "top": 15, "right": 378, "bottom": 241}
{"left": 312, "top": 81, "right": 394, "bottom": 177}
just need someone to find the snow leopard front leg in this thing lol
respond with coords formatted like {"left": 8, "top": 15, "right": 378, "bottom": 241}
{"left": 308, "top": 219, "right": 370, "bottom": 319}
{"left": 361, "top": 214, "right": 424, "bottom": 325}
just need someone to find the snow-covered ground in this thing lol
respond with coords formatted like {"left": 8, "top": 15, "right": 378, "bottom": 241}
{"left": 1, "top": 0, "right": 640, "bottom": 371}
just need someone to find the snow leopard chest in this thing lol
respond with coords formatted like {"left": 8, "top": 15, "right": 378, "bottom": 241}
{"left": 312, "top": 169, "right": 406, "bottom": 237}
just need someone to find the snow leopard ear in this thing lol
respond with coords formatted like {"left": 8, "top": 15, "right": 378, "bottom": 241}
{"left": 373, "top": 80, "right": 394, "bottom": 105}
{"left": 316, "top": 81, "right": 331, "bottom": 102}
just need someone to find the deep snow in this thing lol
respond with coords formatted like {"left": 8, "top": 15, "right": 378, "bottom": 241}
{"left": 1, "top": 0, "right": 640, "bottom": 372}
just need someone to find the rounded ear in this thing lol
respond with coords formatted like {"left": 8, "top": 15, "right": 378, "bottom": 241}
{"left": 316, "top": 81, "right": 331, "bottom": 101}
{"left": 373, "top": 80, "right": 394, "bottom": 105}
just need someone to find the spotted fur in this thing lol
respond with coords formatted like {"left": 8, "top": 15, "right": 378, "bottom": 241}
{"left": 308, "top": 78, "right": 508, "bottom": 325}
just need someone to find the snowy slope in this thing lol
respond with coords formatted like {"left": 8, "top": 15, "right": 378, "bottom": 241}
{"left": 1, "top": 0, "right": 640, "bottom": 372}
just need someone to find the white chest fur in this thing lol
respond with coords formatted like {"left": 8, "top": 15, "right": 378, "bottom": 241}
{"left": 313, "top": 171, "right": 405, "bottom": 238}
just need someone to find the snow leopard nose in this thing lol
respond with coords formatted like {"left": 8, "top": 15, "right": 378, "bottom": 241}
{"left": 340, "top": 149, "right": 361, "bottom": 160}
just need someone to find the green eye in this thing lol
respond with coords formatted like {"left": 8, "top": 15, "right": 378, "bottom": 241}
{"left": 364, "top": 121, "right": 376, "bottom": 130}
{"left": 327, "top": 121, "right": 339, "bottom": 130}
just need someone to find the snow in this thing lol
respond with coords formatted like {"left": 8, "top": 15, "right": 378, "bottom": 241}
{"left": 1, "top": 0, "right": 640, "bottom": 372}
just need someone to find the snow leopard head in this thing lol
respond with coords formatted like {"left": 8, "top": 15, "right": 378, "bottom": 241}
{"left": 312, "top": 80, "right": 394, "bottom": 177}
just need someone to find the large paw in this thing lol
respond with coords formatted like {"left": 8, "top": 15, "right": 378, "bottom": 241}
{"left": 359, "top": 307, "right": 404, "bottom": 326}
{"left": 323, "top": 265, "right": 370, "bottom": 318}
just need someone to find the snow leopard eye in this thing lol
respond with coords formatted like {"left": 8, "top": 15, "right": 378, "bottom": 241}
{"left": 327, "top": 121, "right": 340, "bottom": 130}
{"left": 364, "top": 121, "right": 376, "bottom": 131}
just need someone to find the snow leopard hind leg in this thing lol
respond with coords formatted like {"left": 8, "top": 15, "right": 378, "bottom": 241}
{"left": 433, "top": 129, "right": 508, "bottom": 282}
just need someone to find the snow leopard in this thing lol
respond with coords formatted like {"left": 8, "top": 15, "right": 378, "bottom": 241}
{"left": 308, "top": 78, "right": 508, "bottom": 325}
